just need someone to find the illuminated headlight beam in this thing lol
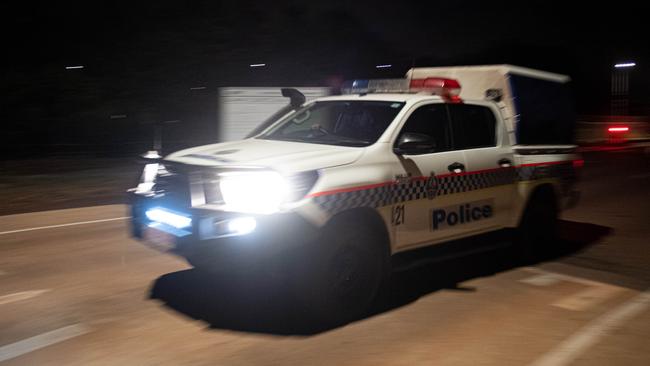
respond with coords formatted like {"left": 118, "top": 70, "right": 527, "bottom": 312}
{"left": 227, "top": 217, "right": 257, "bottom": 236}
{"left": 145, "top": 208, "right": 192, "bottom": 229}
{"left": 219, "top": 171, "right": 289, "bottom": 214}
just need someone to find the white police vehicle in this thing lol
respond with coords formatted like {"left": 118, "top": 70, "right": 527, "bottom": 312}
{"left": 129, "top": 65, "right": 581, "bottom": 320}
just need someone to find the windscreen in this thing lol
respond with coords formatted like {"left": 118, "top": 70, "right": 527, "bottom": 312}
{"left": 509, "top": 74, "right": 576, "bottom": 145}
{"left": 258, "top": 101, "right": 405, "bottom": 147}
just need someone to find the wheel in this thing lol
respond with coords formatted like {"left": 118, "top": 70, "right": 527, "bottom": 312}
{"left": 293, "top": 215, "right": 388, "bottom": 324}
{"left": 516, "top": 187, "right": 558, "bottom": 264}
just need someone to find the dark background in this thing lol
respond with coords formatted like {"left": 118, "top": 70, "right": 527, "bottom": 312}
{"left": 2, "top": 1, "right": 648, "bottom": 157}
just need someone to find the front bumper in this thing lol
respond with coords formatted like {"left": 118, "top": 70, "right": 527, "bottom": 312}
{"left": 129, "top": 192, "right": 320, "bottom": 272}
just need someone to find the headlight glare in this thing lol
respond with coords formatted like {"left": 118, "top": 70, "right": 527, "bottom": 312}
{"left": 219, "top": 171, "right": 289, "bottom": 214}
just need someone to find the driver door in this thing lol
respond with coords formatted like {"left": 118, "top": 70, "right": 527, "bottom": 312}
{"left": 391, "top": 102, "right": 468, "bottom": 250}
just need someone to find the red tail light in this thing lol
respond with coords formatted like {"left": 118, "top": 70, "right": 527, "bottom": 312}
{"left": 607, "top": 126, "right": 629, "bottom": 133}
{"left": 572, "top": 159, "right": 584, "bottom": 169}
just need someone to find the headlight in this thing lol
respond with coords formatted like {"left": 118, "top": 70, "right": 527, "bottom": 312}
{"left": 219, "top": 171, "right": 289, "bottom": 214}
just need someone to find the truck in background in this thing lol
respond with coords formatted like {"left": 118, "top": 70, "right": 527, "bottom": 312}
{"left": 218, "top": 87, "right": 330, "bottom": 142}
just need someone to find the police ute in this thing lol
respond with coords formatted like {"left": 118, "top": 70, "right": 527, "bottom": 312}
{"left": 129, "top": 65, "right": 582, "bottom": 321}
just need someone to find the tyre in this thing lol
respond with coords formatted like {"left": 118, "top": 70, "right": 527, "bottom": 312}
{"left": 293, "top": 214, "right": 388, "bottom": 325}
{"left": 516, "top": 187, "right": 558, "bottom": 264}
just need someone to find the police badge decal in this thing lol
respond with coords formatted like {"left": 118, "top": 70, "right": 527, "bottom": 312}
{"left": 425, "top": 172, "right": 438, "bottom": 200}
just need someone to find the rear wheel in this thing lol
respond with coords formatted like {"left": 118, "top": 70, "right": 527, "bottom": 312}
{"left": 293, "top": 215, "right": 388, "bottom": 324}
{"left": 516, "top": 187, "right": 558, "bottom": 264}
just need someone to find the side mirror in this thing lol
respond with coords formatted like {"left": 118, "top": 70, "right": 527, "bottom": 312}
{"left": 394, "top": 132, "right": 437, "bottom": 155}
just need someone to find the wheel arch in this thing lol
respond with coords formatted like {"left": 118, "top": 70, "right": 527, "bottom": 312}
{"left": 517, "top": 182, "right": 558, "bottom": 227}
{"left": 325, "top": 207, "right": 392, "bottom": 267}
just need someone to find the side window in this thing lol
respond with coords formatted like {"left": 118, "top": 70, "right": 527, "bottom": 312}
{"left": 398, "top": 104, "right": 452, "bottom": 152}
{"left": 448, "top": 104, "right": 497, "bottom": 149}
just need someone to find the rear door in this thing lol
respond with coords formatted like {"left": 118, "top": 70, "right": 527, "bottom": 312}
{"left": 447, "top": 102, "right": 516, "bottom": 230}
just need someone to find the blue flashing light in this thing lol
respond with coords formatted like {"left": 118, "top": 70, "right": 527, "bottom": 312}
{"left": 341, "top": 78, "right": 410, "bottom": 94}
{"left": 352, "top": 79, "right": 369, "bottom": 88}
{"left": 341, "top": 79, "right": 370, "bottom": 94}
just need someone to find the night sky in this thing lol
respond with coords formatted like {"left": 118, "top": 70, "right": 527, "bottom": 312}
{"left": 2, "top": 1, "right": 648, "bottom": 156}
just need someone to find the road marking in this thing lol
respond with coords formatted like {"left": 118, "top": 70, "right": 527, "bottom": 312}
{"left": 552, "top": 285, "right": 624, "bottom": 312}
{"left": 522, "top": 267, "right": 615, "bottom": 287}
{"left": 0, "top": 290, "right": 50, "bottom": 306}
{"left": 0, "top": 324, "right": 91, "bottom": 362}
{"left": 520, "top": 273, "right": 563, "bottom": 287}
{"left": 529, "top": 289, "right": 650, "bottom": 366}
{"left": 0, "top": 217, "right": 130, "bottom": 236}
{"left": 522, "top": 267, "right": 626, "bottom": 312}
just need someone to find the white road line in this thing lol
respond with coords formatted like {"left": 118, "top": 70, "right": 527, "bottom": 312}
{"left": 0, "top": 217, "right": 130, "bottom": 236}
{"left": 0, "top": 324, "right": 91, "bottom": 362}
{"left": 552, "top": 285, "right": 624, "bottom": 312}
{"left": 529, "top": 289, "right": 650, "bottom": 366}
{"left": 0, "top": 290, "right": 50, "bottom": 306}
{"left": 520, "top": 273, "right": 563, "bottom": 287}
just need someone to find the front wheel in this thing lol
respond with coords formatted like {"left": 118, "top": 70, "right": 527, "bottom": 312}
{"left": 293, "top": 216, "right": 388, "bottom": 324}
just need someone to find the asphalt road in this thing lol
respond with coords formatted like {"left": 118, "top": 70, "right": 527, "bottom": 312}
{"left": 1, "top": 148, "right": 649, "bottom": 365}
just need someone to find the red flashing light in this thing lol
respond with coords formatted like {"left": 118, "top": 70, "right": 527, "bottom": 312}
{"left": 446, "top": 95, "right": 463, "bottom": 104}
{"left": 608, "top": 126, "right": 629, "bottom": 133}
{"left": 410, "top": 78, "right": 462, "bottom": 101}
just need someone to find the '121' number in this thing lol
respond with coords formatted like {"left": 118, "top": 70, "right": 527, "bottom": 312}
{"left": 392, "top": 204, "right": 405, "bottom": 226}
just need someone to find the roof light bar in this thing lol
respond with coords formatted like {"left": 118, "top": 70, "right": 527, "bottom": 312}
{"left": 341, "top": 77, "right": 462, "bottom": 101}
{"left": 341, "top": 79, "right": 409, "bottom": 94}
{"left": 410, "top": 78, "right": 462, "bottom": 97}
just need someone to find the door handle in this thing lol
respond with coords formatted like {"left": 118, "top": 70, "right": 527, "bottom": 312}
{"left": 497, "top": 158, "right": 512, "bottom": 168}
{"left": 448, "top": 162, "right": 465, "bottom": 173}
